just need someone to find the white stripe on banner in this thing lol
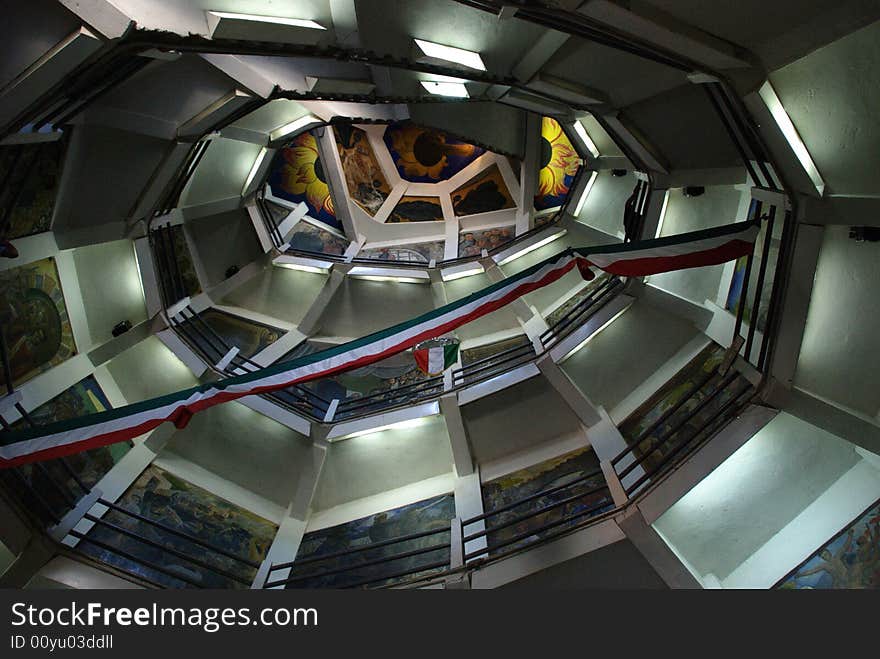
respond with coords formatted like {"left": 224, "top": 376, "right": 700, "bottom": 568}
{"left": 428, "top": 346, "right": 444, "bottom": 374}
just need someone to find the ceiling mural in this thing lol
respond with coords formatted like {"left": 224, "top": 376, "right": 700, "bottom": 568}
{"left": 334, "top": 125, "right": 391, "bottom": 216}
{"left": 386, "top": 196, "right": 445, "bottom": 223}
{"left": 458, "top": 225, "right": 515, "bottom": 258}
{"left": 384, "top": 122, "right": 484, "bottom": 183}
{"left": 452, "top": 163, "right": 516, "bottom": 217}
{"left": 267, "top": 130, "right": 340, "bottom": 231}
{"left": 534, "top": 117, "right": 581, "bottom": 212}
{"left": 359, "top": 240, "right": 446, "bottom": 264}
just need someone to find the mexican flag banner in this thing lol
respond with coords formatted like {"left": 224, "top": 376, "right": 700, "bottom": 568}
{"left": 413, "top": 339, "right": 460, "bottom": 376}
{"left": 0, "top": 219, "right": 760, "bottom": 469}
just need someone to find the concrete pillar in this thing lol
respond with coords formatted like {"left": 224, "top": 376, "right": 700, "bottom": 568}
{"left": 296, "top": 265, "right": 350, "bottom": 336}
{"left": 516, "top": 113, "right": 543, "bottom": 234}
{"left": 439, "top": 394, "right": 474, "bottom": 477}
{"left": 617, "top": 507, "right": 702, "bottom": 588}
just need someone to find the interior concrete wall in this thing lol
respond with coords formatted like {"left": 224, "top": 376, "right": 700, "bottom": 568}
{"left": 220, "top": 265, "right": 328, "bottom": 326}
{"left": 649, "top": 185, "right": 744, "bottom": 305}
{"left": 574, "top": 170, "right": 637, "bottom": 239}
{"left": 105, "top": 336, "right": 199, "bottom": 403}
{"left": 794, "top": 225, "right": 880, "bottom": 419}
{"left": 769, "top": 19, "right": 880, "bottom": 196}
{"left": 560, "top": 297, "right": 701, "bottom": 412}
{"left": 179, "top": 137, "right": 263, "bottom": 207}
{"left": 653, "top": 412, "right": 871, "bottom": 584}
{"left": 53, "top": 125, "right": 170, "bottom": 231}
{"left": 444, "top": 272, "right": 521, "bottom": 342}
{"left": 160, "top": 401, "right": 313, "bottom": 509}
{"left": 315, "top": 277, "right": 435, "bottom": 338}
{"left": 230, "top": 99, "right": 310, "bottom": 134}
{"left": 461, "top": 375, "right": 584, "bottom": 465}
{"left": 72, "top": 239, "right": 147, "bottom": 347}
{"left": 311, "top": 415, "right": 454, "bottom": 511}
{"left": 501, "top": 538, "right": 668, "bottom": 589}
{"left": 185, "top": 210, "right": 264, "bottom": 288}
{"left": 0, "top": 0, "right": 80, "bottom": 89}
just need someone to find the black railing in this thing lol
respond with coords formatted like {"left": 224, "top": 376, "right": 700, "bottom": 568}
{"left": 539, "top": 275, "right": 623, "bottom": 349}
{"left": 264, "top": 525, "right": 452, "bottom": 589}
{"left": 452, "top": 338, "right": 535, "bottom": 389}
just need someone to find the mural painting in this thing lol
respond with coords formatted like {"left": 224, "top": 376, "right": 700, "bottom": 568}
{"left": 289, "top": 494, "right": 455, "bottom": 588}
{"left": 725, "top": 212, "right": 780, "bottom": 333}
{"left": 160, "top": 225, "right": 201, "bottom": 298}
{"left": 618, "top": 342, "right": 750, "bottom": 472}
{"left": 481, "top": 448, "right": 612, "bottom": 555}
{"left": 3, "top": 376, "right": 130, "bottom": 520}
{"left": 334, "top": 125, "right": 391, "bottom": 216}
{"left": 267, "top": 130, "right": 341, "bottom": 231}
{"left": 777, "top": 498, "right": 880, "bottom": 589}
{"left": 386, "top": 196, "right": 445, "bottom": 223}
{"left": 195, "top": 309, "right": 282, "bottom": 359}
{"left": 452, "top": 164, "right": 516, "bottom": 217}
{"left": 0, "top": 257, "right": 76, "bottom": 388}
{"left": 534, "top": 117, "right": 580, "bottom": 211}
{"left": 286, "top": 220, "right": 349, "bottom": 256}
{"left": 460, "top": 334, "right": 531, "bottom": 367}
{"left": 0, "top": 140, "right": 64, "bottom": 239}
{"left": 359, "top": 240, "right": 445, "bottom": 264}
{"left": 80, "top": 465, "right": 277, "bottom": 588}
{"left": 458, "top": 226, "right": 515, "bottom": 258}
{"left": 384, "top": 122, "right": 484, "bottom": 183}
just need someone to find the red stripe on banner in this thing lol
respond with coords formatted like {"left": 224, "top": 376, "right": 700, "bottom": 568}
{"left": 0, "top": 258, "right": 580, "bottom": 469}
{"left": 593, "top": 239, "right": 752, "bottom": 277}
{"left": 413, "top": 350, "right": 430, "bottom": 375}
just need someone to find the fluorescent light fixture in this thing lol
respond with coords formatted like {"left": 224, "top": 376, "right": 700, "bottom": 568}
{"left": 561, "top": 305, "right": 631, "bottom": 361}
{"left": 242, "top": 147, "right": 268, "bottom": 195}
{"left": 574, "top": 170, "right": 599, "bottom": 217}
{"left": 208, "top": 11, "right": 325, "bottom": 30}
{"left": 758, "top": 81, "right": 825, "bottom": 196}
{"left": 350, "top": 275, "right": 428, "bottom": 284}
{"left": 574, "top": 120, "right": 600, "bottom": 159}
{"left": 497, "top": 230, "right": 567, "bottom": 266}
{"left": 348, "top": 266, "right": 430, "bottom": 283}
{"left": 334, "top": 409, "right": 439, "bottom": 441}
{"left": 414, "top": 38, "right": 485, "bottom": 71}
{"left": 420, "top": 81, "right": 469, "bottom": 98}
{"left": 441, "top": 265, "right": 484, "bottom": 282}
{"left": 269, "top": 114, "right": 320, "bottom": 143}
{"left": 654, "top": 189, "right": 671, "bottom": 239}
{"left": 277, "top": 262, "right": 330, "bottom": 274}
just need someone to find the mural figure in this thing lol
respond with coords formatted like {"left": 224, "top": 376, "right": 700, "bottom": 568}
{"left": 334, "top": 125, "right": 391, "bottom": 215}
{"left": 267, "top": 130, "right": 340, "bottom": 231}
{"left": 286, "top": 220, "right": 350, "bottom": 256}
{"left": 458, "top": 226, "right": 515, "bottom": 258}
{"left": 290, "top": 494, "right": 455, "bottom": 588}
{"left": 359, "top": 240, "right": 445, "bottom": 264}
{"left": 0, "top": 140, "right": 64, "bottom": 239}
{"left": 0, "top": 257, "right": 76, "bottom": 388}
{"left": 534, "top": 117, "right": 580, "bottom": 211}
{"left": 196, "top": 309, "right": 282, "bottom": 359}
{"left": 777, "top": 499, "right": 880, "bottom": 589}
{"left": 384, "top": 122, "right": 484, "bottom": 183}
{"left": 80, "top": 465, "right": 278, "bottom": 589}
{"left": 452, "top": 164, "right": 515, "bottom": 217}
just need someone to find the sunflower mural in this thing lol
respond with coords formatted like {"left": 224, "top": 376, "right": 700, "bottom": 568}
{"left": 267, "top": 130, "right": 341, "bottom": 231}
{"left": 384, "top": 122, "right": 484, "bottom": 183}
{"left": 534, "top": 117, "right": 581, "bottom": 211}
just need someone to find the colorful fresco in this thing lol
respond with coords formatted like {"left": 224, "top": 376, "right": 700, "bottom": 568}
{"left": 544, "top": 273, "right": 612, "bottom": 327}
{"left": 618, "top": 342, "right": 750, "bottom": 473}
{"left": 777, "top": 498, "right": 880, "bottom": 589}
{"left": 386, "top": 196, "right": 444, "bottom": 223}
{"left": 359, "top": 240, "right": 446, "bottom": 264}
{"left": 267, "top": 130, "right": 341, "bottom": 231}
{"left": 460, "top": 335, "right": 530, "bottom": 367}
{"left": 0, "top": 140, "right": 64, "bottom": 239}
{"left": 286, "top": 220, "right": 349, "bottom": 256}
{"left": 481, "top": 448, "right": 612, "bottom": 555}
{"left": 725, "top": 213, "right": 780, "bottom": 333}
{"left": 289, "top": 494, "right": 455, "bottom": 588}
{"left": 80, "top": 465, "right": 277, "bottom": 588}
{"left": 334, "top": 125, "right": 391, "bottom": 216}
{"left": 196, "top": 309, "right": 282, "bottom": 359}
{"left": 458, "top": 225, "right": 515, "bottom": 258}
{"left": 534, "top": 117, "right": 580, "bottom": 211}
{"left": 384, "top": 122, "right": 484, "bottom": 183}
{"left": 452, "top": 164, "right": 516, "bottom": 217}
{"left": 0, "top": 257, "right": 76, "bottom": 388}
{"left": 3, "top": 376, "right": 130, "bottom": 520}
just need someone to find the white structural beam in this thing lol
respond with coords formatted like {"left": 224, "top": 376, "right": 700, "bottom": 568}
{"left": 439, "top": 394, "right": 474, "bottom": 477}
{"left": 601, "top": 112, "right": 669, "bottom": 175}
{"left": 56, "top": 0, "right": 133, "bottom": 39}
